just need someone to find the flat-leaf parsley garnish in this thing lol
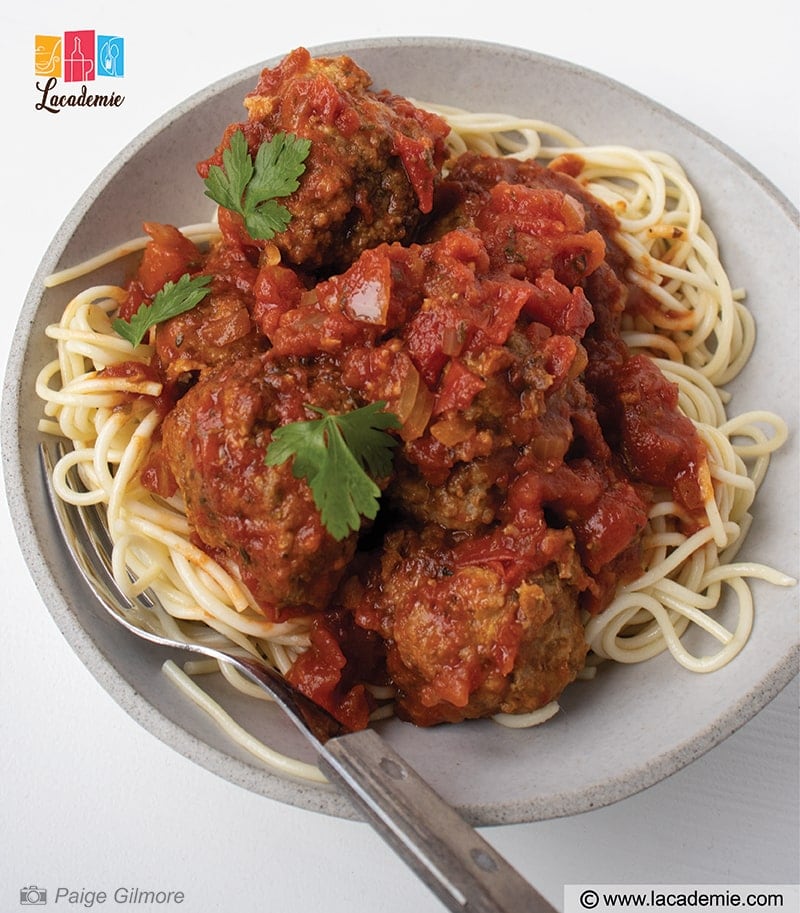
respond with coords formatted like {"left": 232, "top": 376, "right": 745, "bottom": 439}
{"left": 202, "top": 129, "right": 311, "bottom": 240}
{"left": 265, "top": 401, "right": 401, "bottom": 541}
{"left": 112, "top": 273, "right": 212, "bottom": 348}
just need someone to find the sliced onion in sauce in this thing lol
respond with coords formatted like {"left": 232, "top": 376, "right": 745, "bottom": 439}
{"left": 399, "top": 382, "right": 435, "bottom": 441}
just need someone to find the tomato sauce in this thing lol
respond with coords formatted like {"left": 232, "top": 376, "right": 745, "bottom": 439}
{"left": 117, "top": 52, "right": 709, "bottom": 729}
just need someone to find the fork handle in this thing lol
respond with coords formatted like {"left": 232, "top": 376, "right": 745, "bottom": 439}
{"left": 321, "top": 729, "right": 555, "bottom": 913}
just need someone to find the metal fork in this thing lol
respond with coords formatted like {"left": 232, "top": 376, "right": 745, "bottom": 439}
{"left": 39, "top": 442, "right": 556, "bottom": 913}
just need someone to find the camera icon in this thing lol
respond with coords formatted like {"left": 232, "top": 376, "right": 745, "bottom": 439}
{"left": 20, "top": 885, "right": 48, "bottom": 905}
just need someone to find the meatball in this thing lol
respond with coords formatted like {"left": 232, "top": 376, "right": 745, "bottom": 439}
{"left": 346, "top": 525, "right": 587, "bottom": 726}
{"left": 160, "top": 352, "right": 360, "bottom": 620}
{"left": 118, "top": 226, "right": 266, "bottom": 383}
{"left": 197, "top": 47, "right": 450, "bottom": 273}
{"left": 427, "top": 150, "right": 626, "bottom": 278}
{"left": 388, "top": 454, "right": 513, "bottom": 532}
{"left": 154, "top": 288, "right": 264, "bottom": 382}
{"left": 388, "top": 326, "right": 592, "bottom": 530}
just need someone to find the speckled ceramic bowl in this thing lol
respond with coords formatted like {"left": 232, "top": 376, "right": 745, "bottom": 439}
{"left": 4, "top": 37, "right": 798, "bottom": 825}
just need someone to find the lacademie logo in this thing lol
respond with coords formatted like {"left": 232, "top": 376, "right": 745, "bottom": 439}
{"left": 34, "top": 30, "right": 126, "bottom": 113}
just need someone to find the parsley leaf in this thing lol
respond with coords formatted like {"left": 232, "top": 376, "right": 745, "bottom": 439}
{"left": 112, "top": 273, "right": 212, "bottom": 348}
{"left": 203, "top": 129, "right": 311, "bottom": 240}
{"left": 265, "top": 402, "right": 401, "bottom": 541}
{"left": 203, "top": 130, "right": 253, "bottom": 214}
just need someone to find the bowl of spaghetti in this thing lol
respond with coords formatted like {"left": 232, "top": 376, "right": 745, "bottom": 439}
{"left": 5, "top": 37, "right": 798, "bottom": 824}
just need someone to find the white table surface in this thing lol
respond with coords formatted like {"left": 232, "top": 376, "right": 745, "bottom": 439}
{"left": 2, "top": 3, "right": 798, "bottom": 910}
